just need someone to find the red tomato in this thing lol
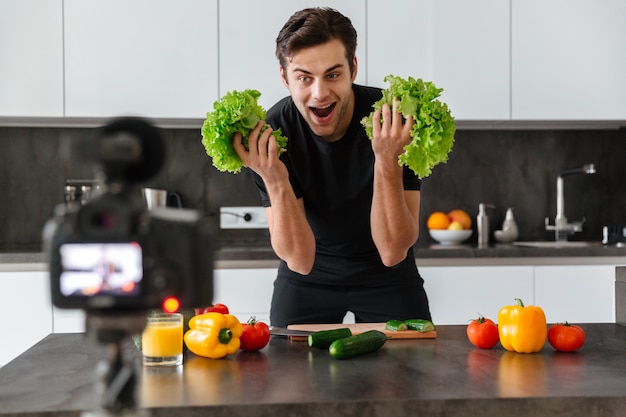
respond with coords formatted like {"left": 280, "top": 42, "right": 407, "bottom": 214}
{"left": 466, "top": 316, "right": 500, "bottom": 349}
{"left": 548, "top": 322, "right": 586, "bottom": 352}
{"left": 240, "top": 317, "right": 270, "bottom": 351}
{"left": 203, "top": 303, "right": 229, "bottom": 314}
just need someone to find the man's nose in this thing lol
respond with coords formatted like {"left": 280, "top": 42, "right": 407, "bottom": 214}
{"left": 311, "top": 79, "right": 329, "bottom": 100}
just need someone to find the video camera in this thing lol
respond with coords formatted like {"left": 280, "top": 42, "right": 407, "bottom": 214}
{"left": 43, "top": 117, "right": 213, "bottom": 314}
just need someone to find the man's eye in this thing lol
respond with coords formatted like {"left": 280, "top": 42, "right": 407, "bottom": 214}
{"left": 298, "top": 76, "right": 310, "bottom": 83}
{"left": 328, "top": 73, "right": 339, "bottom": 79}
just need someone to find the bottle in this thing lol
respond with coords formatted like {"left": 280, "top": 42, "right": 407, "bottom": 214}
{"left": 495, "top": 207, "right": 519, "bottom": 243}
{"left": 477, "top": 203, "right": 494, "bottom": 247}
{"left": 502, "top": 208, "right": 519, "bottom": 240}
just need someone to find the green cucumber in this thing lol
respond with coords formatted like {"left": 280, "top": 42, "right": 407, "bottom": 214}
{"left": 385, "top": 319, "right": 408, "bottom": 332}
{"left": 308, "top": 328, "right": 353, "bottom": 348}
{"left": 328, "top": 330, "right": 388, "bottom": 359}
{"left": 404, "top": 319, "right": 436, "bottom": 332}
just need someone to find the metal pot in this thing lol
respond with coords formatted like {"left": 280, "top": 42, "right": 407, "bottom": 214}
{"left": 141, "top": 188, "right": 183, "bottom": 209}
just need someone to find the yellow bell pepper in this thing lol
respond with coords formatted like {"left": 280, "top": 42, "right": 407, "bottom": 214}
{"left": 184, "top": 312, "right": 243, "bottom": 359}
{"left": 497, "top": 298, "right": 547, "bottom": 353}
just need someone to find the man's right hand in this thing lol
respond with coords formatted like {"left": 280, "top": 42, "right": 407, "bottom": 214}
{"left": 232, "top": 120, "right": 289, "bottom": 183}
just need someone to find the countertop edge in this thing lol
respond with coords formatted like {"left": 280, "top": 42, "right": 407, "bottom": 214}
{"left": 2, "top": 256, "right": 626, "bottom": 272}
{"left": 54, "top": 396, "right": 625, "bottom": 417}
{"left": 2, "top": 243, "right": 626, "bottom": 270}
{"left": 2, "top": 392, "right": 625, "bottom": 417}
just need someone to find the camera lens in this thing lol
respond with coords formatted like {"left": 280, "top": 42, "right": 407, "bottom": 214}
{"left": 77, "top": 195, "right": 132, "bottom": 238}
{"left": 92, "top": 211, "right": 115, "bottom": 229}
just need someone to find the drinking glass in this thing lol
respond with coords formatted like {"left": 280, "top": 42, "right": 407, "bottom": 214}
{"left": 141, "top": 313, "right": 183, "bottom": 367}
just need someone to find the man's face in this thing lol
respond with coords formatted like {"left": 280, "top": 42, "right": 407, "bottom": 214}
{"left": 280, "top": 38, "right": 357, "bottom": 142}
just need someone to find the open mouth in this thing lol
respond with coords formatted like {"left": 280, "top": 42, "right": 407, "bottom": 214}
{"left": 310, "top": 103, "right": 336, "bottom": 119}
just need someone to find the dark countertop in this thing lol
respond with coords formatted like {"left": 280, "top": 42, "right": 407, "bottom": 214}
{"left": 213, "top": 241, "right": 626, "bottom": 267}
{"left": 2, "top": 241, "right": 626, "bottom": 269}
{"left": 216, "top": 240, "right": 626, "bottom": 258}
{"left": 2, "top": 324, "right": 626, "bottom": 417}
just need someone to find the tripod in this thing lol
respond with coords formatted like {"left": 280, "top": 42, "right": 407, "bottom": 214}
{"left": 82, "top": 312, "right": 149, "bottom": 417}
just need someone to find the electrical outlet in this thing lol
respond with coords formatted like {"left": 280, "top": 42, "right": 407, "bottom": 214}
{"left": 220, "top": 206, "right": 268, "bottom": 229}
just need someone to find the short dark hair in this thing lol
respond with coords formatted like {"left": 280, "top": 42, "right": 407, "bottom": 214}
{"left": 275, "top": 7, "right": 357, "bottom": 75}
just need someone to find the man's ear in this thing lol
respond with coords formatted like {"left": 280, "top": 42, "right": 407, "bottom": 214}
{"left": 280, "top": 66, "right": 289, "bottom": 88}
{"left": 351, "top": 56, "right": 358, "bottom": 82}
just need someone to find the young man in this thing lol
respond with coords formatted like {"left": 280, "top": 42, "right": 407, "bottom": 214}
{"left": 233, "top": 7, "right": 431, "bottom": 327}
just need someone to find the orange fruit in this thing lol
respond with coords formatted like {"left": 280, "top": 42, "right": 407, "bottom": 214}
{"left": 448, "top": 209, "right": 472, "bottom": 230}
{"left": 427, "top": 212, "right": 451, "bottom": 230}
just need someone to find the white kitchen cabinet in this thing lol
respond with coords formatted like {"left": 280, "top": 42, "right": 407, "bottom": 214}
{"left": 0, "top": 271, "right": 52, "bottom": 367}
{"left": 534, "top": 265, "right": 616, "bottom": 323}
{"left": 4, "top": 0, "right": 624, "bottom": 123}
{"left": 63, "top": 0, "right": 218, "bottom": 119}
{"left": 218, "top": 0, "right": 368, "bottom": 110}
{"left": 420, "top": 266, "right": 535, "bottom": 325}
{"left": 421, "top": 263, "right": 619, "bottom": 326}
{"left": 213, "top": 268, "right": 277, "bottom": 324}
{"left": 52, "top": 308, "right": 85, "bottom": 333}
{"left": 367, "top": 0, "right": 510, "bottom": 120}
{"left": 0, "top": 0, "right": 63, "bottom": 117}
{"left": 512, "top": 0, "right": 626, "bottom": 120}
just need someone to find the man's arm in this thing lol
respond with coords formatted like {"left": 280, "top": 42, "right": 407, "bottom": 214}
{"left": 369, "top": 99, "right": 420, "bottom": 266}
{"left": 371, "top": 186, "right": 420, "bottom": 267}
{"left": 264, "top": 198, "right": 315, "bottom": 275}
{"left": 233, "top": 122, "right": 316, "bottom": 275}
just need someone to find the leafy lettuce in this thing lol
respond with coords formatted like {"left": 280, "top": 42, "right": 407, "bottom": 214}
{"left": 201, "top": 89, "right": 288, "bottom": 173}
{"left": 361, "top": 75, "right": 456, "bottom": 178}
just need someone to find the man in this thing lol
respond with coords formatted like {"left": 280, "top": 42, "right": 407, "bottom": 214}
{"left": 233, "top": 7, "right": 431, "bottom": 327}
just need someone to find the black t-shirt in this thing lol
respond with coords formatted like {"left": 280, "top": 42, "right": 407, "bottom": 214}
{"left": 253, "top": 84, "right": 421, "bottom": 284}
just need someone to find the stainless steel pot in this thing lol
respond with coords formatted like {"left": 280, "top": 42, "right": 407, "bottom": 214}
{"left": 141, "top": 188, "right": 183, "bottom": 209}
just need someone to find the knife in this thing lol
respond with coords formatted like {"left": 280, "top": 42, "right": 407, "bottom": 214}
{"left": 269, "top": 327, "right": 312, "bottom": 340}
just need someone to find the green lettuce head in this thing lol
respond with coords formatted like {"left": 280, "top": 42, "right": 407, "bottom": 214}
{"left": 201, "top": 89, "right": 288, "bottom": 173}
{"left": 361, "top": 75, "right": 456, "bottom": 178}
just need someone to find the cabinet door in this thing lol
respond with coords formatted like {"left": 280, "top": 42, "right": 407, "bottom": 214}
{"left": 218, "top": 0, "right": 367, "bottom": 110}
{"left": 213, "top": 268, "right": 277, "bottom": 324}
{"left": 512, "top": 0, "right": 626, "bottom": 120}
{"left": 0, "top": 0, "right": 63, "bottom": 117}
{"left": 0, "top": 271, "right": 52, "bottom": 367}
{"left": 420, "top": 266, "right": 534, "bottom": 325}
{"left": 367, "top": 0, "right": 510, "bottom": 120}
{"left": 53, "top": 308, "right": 85, "bottom": 333}
{"left": 534, "top": 265, "right": 616, "bottom": 323}
{"left": 64, "top": 0, "right": 218, "bottom": 118}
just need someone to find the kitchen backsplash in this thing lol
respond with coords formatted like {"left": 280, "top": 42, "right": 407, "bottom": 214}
{"left": 1, "top": 125, "right": 625, "bottom": 252}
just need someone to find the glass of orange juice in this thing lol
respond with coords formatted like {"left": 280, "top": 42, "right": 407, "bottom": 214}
{"left": 141, "top": 312, "right": 183, "bottom": 367}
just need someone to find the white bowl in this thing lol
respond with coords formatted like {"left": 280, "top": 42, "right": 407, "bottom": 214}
{"left": 429, "top": 229, "right": 473, "bottom": 245}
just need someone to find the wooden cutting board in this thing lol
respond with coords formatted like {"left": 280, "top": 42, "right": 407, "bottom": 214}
{"left": 287, "top": 322, "right": 437, "bottom": 339}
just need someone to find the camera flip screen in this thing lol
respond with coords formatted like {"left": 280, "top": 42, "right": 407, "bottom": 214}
{"left": 59, "top": 243, "right": 143, "bottom": 298}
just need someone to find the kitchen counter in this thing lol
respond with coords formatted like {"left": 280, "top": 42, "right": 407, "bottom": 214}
{"left": 2, "top": 242, "right": 626, "bottom": 271}
{"left": 214, "top": 241, "right": 626, "bottom": 268}
{"left": 1, "top": 324, "right": 626, "bottom": 417}
{"left": 217, "top": 241, "right": 626, "bottom": 259}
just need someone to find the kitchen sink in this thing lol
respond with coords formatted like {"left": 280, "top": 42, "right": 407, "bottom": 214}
{"left": 511, "top": 241, "right": 602, "bottom": 249}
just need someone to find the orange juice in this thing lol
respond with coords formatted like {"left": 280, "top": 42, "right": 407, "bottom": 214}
{"left": 142, "top": 313, "right": 183, "bottom": 366}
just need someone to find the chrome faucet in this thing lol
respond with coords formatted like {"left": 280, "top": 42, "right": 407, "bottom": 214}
{"left": 545, "top": 163, "right": 596, "bottom": 241}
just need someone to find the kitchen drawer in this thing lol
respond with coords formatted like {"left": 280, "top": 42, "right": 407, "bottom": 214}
{"left": 0, "top": 271, "right": 52, "bottom": 367}
{"left": 421, "top": 265, "right": 534, "bottom": 325}
{"left": 534, "top": 265, "right": 616, "bottom": 323}
{"left": 213, "top": 268, "right": 277, "bottom": 324}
